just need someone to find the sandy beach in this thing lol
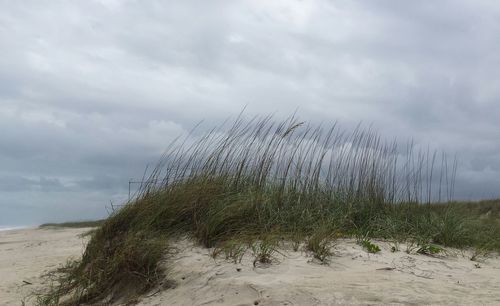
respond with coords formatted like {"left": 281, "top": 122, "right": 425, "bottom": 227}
{"left": 0, "top": 227, "right": 90, "bottom": 306}
{"left": 1, "top": 228, "right": 500, "bottom": 305}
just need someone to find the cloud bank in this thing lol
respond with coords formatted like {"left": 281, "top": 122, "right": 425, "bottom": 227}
{"left": 1, "top": 0, "right": 499, "bottom": 225}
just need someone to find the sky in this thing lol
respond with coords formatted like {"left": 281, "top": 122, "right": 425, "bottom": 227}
{"left": 1, "top": 0, "right": 500, "bottom": 226}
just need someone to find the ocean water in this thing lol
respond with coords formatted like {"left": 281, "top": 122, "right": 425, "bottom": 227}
{"left": 0, "top": 225, "right": 32, "bottom": 232}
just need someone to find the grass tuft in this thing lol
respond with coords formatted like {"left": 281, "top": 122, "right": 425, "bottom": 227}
{"left": 360, "top": 239, "right": 381, "bottom": 254}
{"left": 306, "top": 226, "right": 336, "bottom": 263}
{"left": 252, "top": 236, "right": 280, "bottom": 266}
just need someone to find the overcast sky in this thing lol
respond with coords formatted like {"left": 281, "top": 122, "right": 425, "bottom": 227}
{"left": 1, "top": 0, "right": 500, "bottom": 226}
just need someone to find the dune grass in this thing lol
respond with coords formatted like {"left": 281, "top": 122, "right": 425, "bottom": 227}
{"left": 36, "top": 114, "right": 500, "bottom": 305}
{"left": 39, "top": 220, "right": 104, "bottom": 229}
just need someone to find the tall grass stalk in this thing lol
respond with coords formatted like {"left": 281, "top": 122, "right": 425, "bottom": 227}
{"left": 140, "top": 114, "right": 455, "bottom": 206}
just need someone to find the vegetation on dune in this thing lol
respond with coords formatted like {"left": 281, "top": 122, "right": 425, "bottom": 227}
{"left": 36, "top": 114, "right": 500, "bottom": 305}
{"left": 39, "top": 220, "right": 105, "bottom": 229}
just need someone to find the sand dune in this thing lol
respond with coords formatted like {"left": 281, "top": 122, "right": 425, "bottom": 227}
{"left": 1, "top": 228, "right": 500, "bottom": 305}
{"left": 140, "top": 239, "right": 500, "bottom": 306}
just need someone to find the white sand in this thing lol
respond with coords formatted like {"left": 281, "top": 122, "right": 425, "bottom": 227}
{"left": 1, "top": 228, "right": 500, "bottom": 306}
{"left": 139, "top": 239, "right": 500, "bottom": 306}
{"left": 0, "top": 227, "right": 90, "bottom": 305}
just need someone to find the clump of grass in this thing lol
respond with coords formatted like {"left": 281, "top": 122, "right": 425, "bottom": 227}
{"left": 355, "top": 231, "right": 381, "bottom": 253}
{"left": 33, "top": 261, "right": 77, "bottom": 306}
{"left": 252, "top": 236, "right": 280, "bottom": 266}
{"left": 359, "top": 239, "right": 381, "bottom": 254}
{"left": 417, "top": 243, "right": 443, "bottom": 256}
{"left": 39, "top": 220, "right": 104, "bottom": 228}
{"left": 213, "top": 239, "right": 248, "bottom": 263}
{"left": 36, "top": 113, "right": 500, "bottom": 305}
{"left": 306, "top": 226, "right": 336, "bottom": 263}
{"left": 36, "top": 204, "right": 171, "bottom": 305}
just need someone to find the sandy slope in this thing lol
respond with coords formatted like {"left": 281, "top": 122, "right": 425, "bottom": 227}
{"left": 0, "top": 227, "right": 90, "bottom": 305}
{"left": 1, "top": 228, "right": 500, "bottom": 306}
{"left": 139, "top": 239, "right": 500, "bottom": 306}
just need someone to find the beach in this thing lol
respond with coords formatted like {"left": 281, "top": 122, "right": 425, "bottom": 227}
{"left": 2, "top": 227, "right": 500, "bottom": 305}
{"left": 0, "top": 227, "right": 90, "bottom": 305}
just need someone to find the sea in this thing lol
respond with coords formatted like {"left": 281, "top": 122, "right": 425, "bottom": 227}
{"left": 0, "top": 225, "right": 32, "bottom": 232}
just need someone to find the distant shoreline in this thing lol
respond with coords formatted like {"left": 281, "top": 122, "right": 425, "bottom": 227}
{"left": 0, "top": 225, "right": 34, "bottom": 232}
{"left": 0, "top": 220, "right": 104, "bottom": 232}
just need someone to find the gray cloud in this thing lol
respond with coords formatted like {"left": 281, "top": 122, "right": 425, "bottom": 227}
{"left": 1, "top": 0, "right": 499, "bottom": 225}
